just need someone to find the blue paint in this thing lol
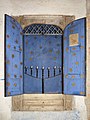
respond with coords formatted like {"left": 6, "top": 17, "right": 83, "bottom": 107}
{"left": 5, "top": 15, "right": 86, "bottom": 96}
{"left": 64, "top": 18, "right": 86, "bottom": 96}
{"left": 5, "top": 15, "right": 23, "bottom": 96}
{"left": 24, "top": 35, "right": 62, "bottom": 93}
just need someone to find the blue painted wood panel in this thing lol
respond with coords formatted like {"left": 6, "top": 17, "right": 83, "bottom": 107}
{"left": 5, "top": 15, "right": 23, "bottom": 96}
{"left": 63, "top": 18, "right": 86, "bottom": 96}
{"left": 24, "top": 35, "right": 62, "bottom": 93}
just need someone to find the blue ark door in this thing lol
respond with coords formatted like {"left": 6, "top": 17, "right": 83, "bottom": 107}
{"left": 5, "top": 14, "right": 86, "bottom": 96}
{"left": 23, "top": 24, "right": 63, "bottom": 94}
{"left": 63, "top": 18, "right": 86, "bottom": 96}
{"left": 5, "top": 15, "right": 23, "bottom": 96}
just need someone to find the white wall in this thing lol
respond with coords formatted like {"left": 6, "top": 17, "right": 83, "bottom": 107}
{"left": 0, "top": 0, "right": 87, "bottom": 120}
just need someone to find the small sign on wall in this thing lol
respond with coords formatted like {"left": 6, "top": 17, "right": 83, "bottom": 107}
{"left": 69, "top": 33, "right": 79, "bottom": 46}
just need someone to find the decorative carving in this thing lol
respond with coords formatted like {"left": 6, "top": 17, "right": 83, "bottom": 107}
{"left": 66, "top": 48, "right": 69, "bottom": 52}
{"left": 7, "top": 44, "right": 11, "bottom": 48}
{"left": 72, "top": 75, "right": 75, "bottom": 79}
{"left": 69, "top": 68, "right": 73, "bottom": 72}
{"left": 12, "top": 54, "right": 14, "bottom": 58}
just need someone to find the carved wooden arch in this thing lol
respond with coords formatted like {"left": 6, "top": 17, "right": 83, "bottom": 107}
{"left": 12, "top": 15, "right": 75, "bottom": 111}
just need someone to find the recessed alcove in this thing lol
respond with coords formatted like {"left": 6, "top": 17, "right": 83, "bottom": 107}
{"left": 23, "top": 24, "right": 63, "bottom": 94}
{"left": 11, "top": 15, "right": 74, "bottom": 111}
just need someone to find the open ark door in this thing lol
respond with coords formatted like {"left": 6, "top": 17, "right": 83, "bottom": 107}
{"left": 63, "top": 18, "right": 86, "bottom": 96}
{"left": 4, "top": 15, "right": 23, "bottom": 96}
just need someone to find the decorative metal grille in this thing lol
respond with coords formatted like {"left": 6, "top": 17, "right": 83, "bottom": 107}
{"left": 24, "top": 66, "right": 62, "bottom": 79}
{"left": 23, "top": 24, "right": 63, "bottom": 35}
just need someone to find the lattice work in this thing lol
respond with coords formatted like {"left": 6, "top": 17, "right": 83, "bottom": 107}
{"left": 23, "top": 24, "right": 63, "bottom": 35}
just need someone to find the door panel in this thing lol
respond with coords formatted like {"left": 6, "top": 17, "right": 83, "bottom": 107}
{"left": 68, "top": 47, "right": 81, "bottom": 74}
{"left": 24, "top": 35, "right": 42, "bottom": 93}
{"left": 44, "top": 35, "right": 62, "bottom": 93}
{"left": 63, "top": 18, "right": 86, "bottom": 96}
{"left": 5, "top": 14, "right": 23, "bottom": 96}
{"left": 44, "top": 75, "right": 62, "bottom": 93}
